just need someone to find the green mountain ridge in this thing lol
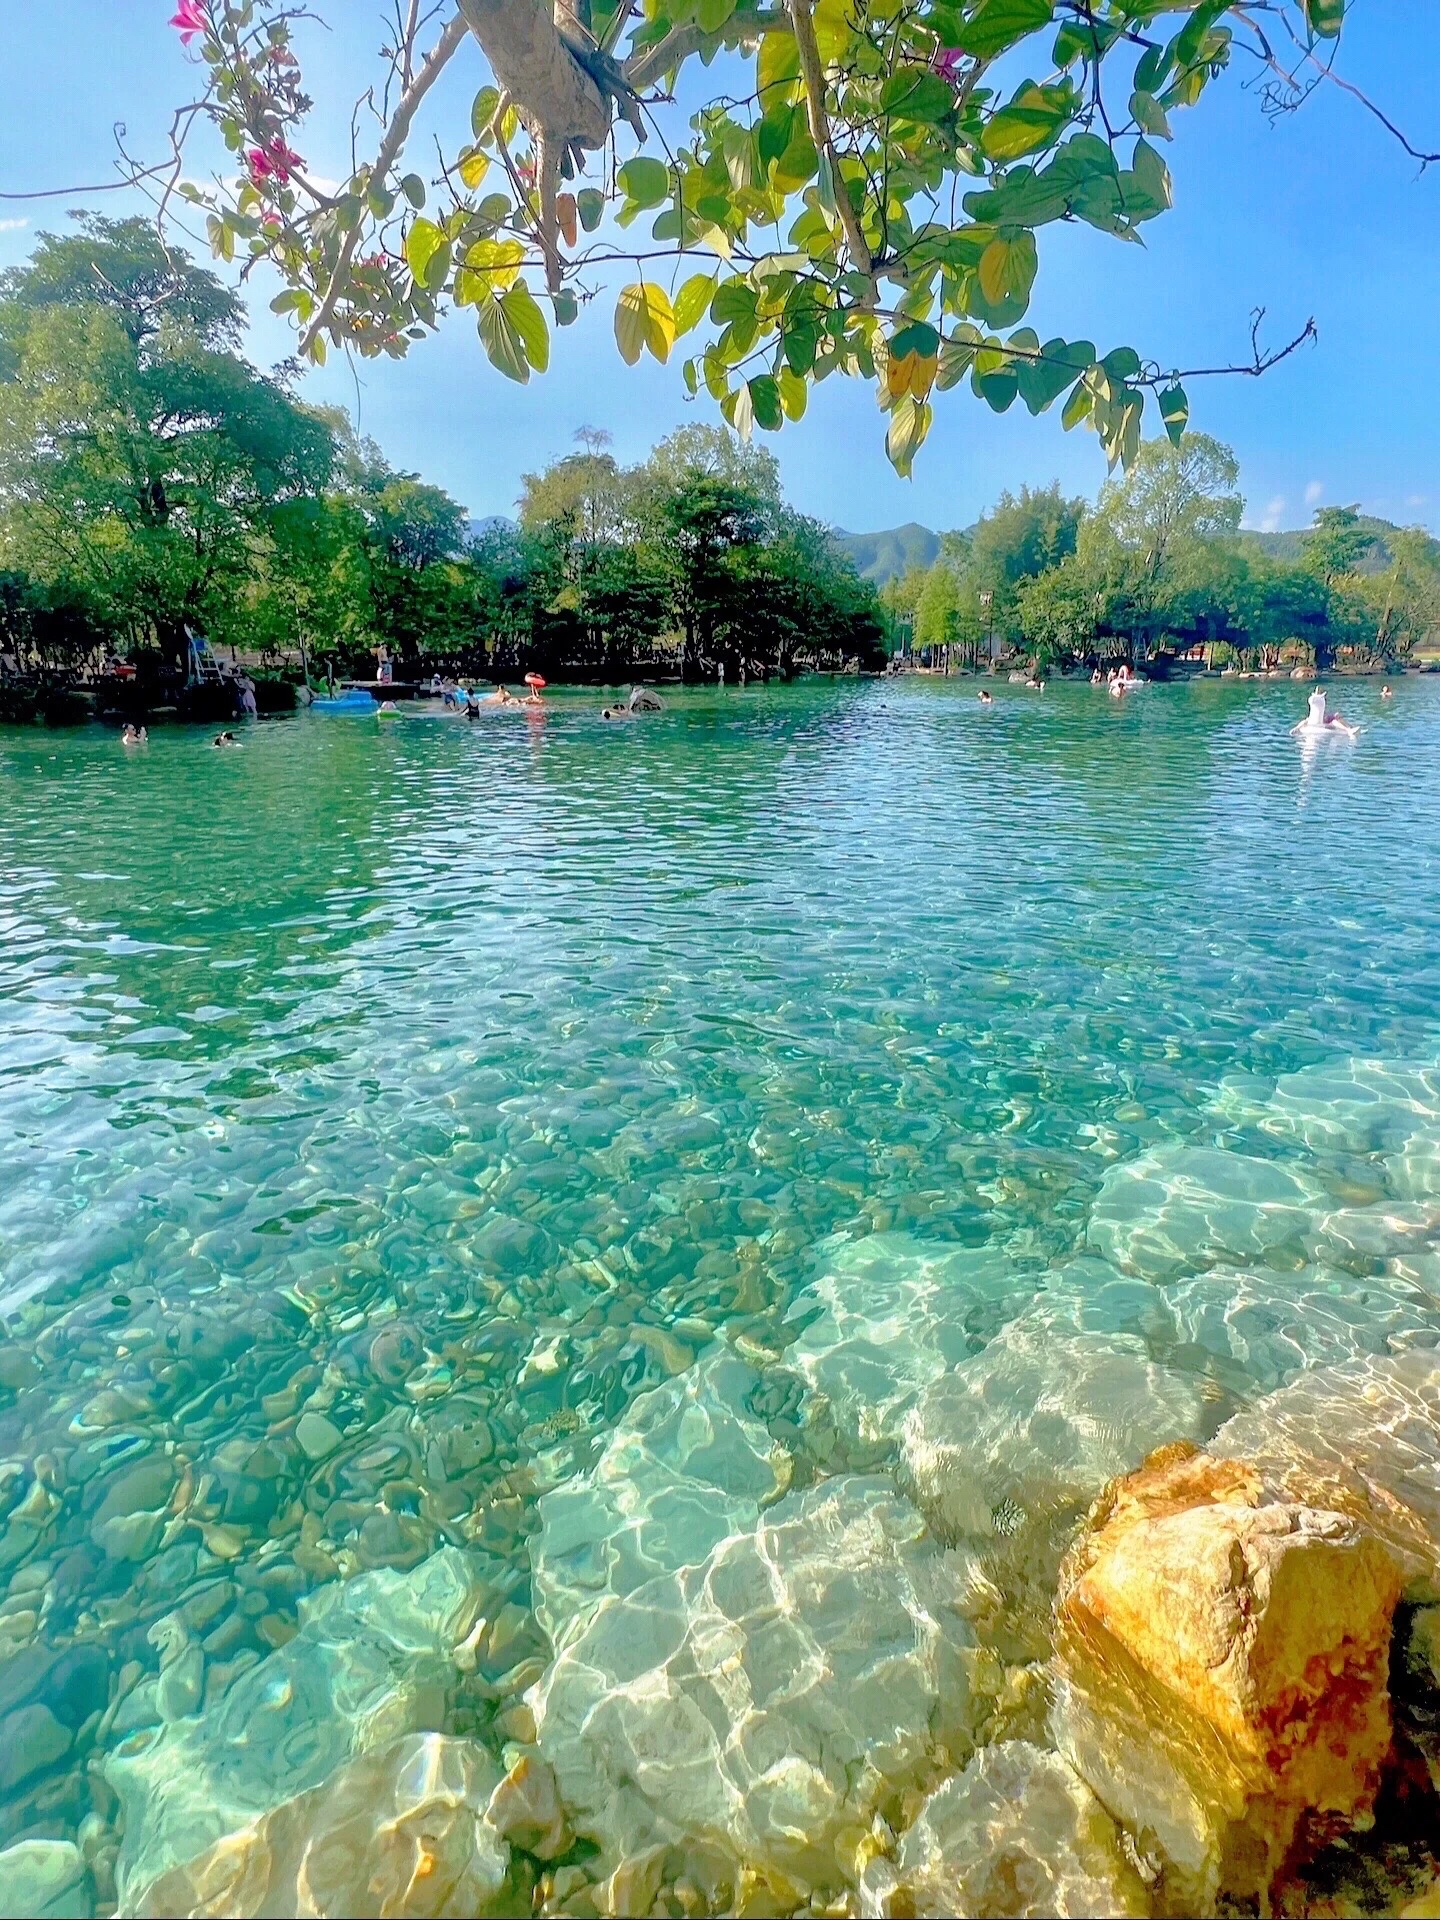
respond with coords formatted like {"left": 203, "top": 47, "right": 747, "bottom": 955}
{"left": 837, "top": 513, "right": 1431, "bottom": 586}
{"left": 832, "top": 523, "right": 941, "bottom": 583}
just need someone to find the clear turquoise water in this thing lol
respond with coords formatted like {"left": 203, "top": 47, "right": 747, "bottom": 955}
{"left": 2, "top": 676, "right": 1440, "bottom": 1905}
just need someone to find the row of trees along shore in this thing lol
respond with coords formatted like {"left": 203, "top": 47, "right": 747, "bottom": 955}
{"left": 1, "top": 220, "right": 1434, "bottom": 721}
{"left": 885, "top": 439, "right": 1440, "bottom": 675}
{"left": 0, "top": 218, "right": 886, "bottom": 722}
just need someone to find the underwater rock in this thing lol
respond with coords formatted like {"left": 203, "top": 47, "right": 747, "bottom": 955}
{"left": 129, "top": 1734, "right": 512, "bottom": 1919}
{"left": 1213, "top": 1350, "right": 1440, "bottom": 1596}
{"left": 108, "top": 1547, "right": 489, "bottom": 1911}
{"left": 533, "top": 1476, "right": 977, "bottom": 1901}
{"left": 1053, "top": 1447, "right": 1401, "bottom": 1914}
{"left": 529, "top": 1345, "right": 789, "bottom": 1651}
{"left": 858, "top": 1740, "right": 1150, "bottom": 1920}
{"left": 1157, "top": 1264, "right": 1440, "bottom": 1391}
{"left": 783, "top": 1233, "right": 1033, "bottom": 1458}
{"left": 1212, "top": 1058, "right": 1440, "bottom": 1157}
{"left": 1087, "top": 1145, "right": 1322, "bottom": 1282}
{"left": 899, "top": 1322, "right": 1206, "bottom": 1546}
{"left": 0, "top": 1839, "right": 90, "bottom": 1920}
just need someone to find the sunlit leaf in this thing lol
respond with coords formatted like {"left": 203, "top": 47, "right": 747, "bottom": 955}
{"left": 977, "top": 231, "right": 1037, "bottom": 307}
{"left": 615, "top": 282, "right": 677, "bottom": 364}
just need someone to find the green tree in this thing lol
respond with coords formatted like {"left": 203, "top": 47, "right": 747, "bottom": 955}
{"left": 0, "top": 218, "right": 336, "bottom": 669}
{"left": 1300, "top": 505, "right": 1375, "bottom": 587}
{"left": 1077, "top": 432, "right": 1242, "bottom": 656}
{"left": 168, "top": 0, "right": 1349, "bottom": 472}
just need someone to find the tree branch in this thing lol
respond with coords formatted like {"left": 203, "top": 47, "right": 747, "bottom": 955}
{"left": 624, "top": 6, "right": 786, "bottom": 92}
{"left": 299, "top": 10, "right": 469, "bottom": 355}
{"left": 786, "top": 0, "right": 873, "bottom": 284}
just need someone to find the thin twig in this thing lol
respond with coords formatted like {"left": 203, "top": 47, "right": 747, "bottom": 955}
{"left": 299, "top": 10, "right": 469, "bottom": 355}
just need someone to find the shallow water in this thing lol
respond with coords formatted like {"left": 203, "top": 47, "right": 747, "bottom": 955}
{"left": 2, "top": 676, "right": 1440, "bottom": 1912}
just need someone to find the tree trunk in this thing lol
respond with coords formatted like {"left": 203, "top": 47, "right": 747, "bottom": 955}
{"left": 455, "top": 0, "right": 609, "bottom": 145}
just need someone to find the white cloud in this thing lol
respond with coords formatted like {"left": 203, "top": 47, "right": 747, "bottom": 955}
{"left": 1407, "top": 493, "right": 1426, "bottom": 508}
{"left": 1304, "top": 480, "right": 1323, "bottom": 507}
{"left": 0, "top": 218, "right": 28, "bottom": 233}
{"left": 1256, "top": 494, "right": 1286, "bottom": 533}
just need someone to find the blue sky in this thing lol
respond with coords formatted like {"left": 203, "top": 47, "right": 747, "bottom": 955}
{"left": 1, "top": 2, "right": 1436, "bottom": 533}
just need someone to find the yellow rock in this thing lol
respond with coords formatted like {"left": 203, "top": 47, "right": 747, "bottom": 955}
{"left": 1054, "top": 1446, "right": 1401, "bottom": 1915}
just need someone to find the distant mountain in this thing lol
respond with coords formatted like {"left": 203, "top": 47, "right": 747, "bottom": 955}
{"left": 1238, "top": 515, "right": 1418, "bottom": 574}
{"left": 833, "top": 522, "right": 940, "bottom": 584}
{"left": 467, "top": 514, "right": 516, "bottom": 545}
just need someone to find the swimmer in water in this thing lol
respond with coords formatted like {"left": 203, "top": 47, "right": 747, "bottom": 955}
{"left": 213, "top": 730, "right": 237, "bottom": 747}
{"left": 978, "top": 689, "right": 993, "bottom": 705}
{"left": 1292, "top": 686, "right": 1358, "bottom": 739}
{"left": 1382, "top": 684, "right": 1394, "bottom": 699}
{"left": 120, "top": 723, "right": 147, "bottom": 746}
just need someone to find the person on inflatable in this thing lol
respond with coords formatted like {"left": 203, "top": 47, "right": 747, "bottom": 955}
{"left": 1292, "top": 686, "right": 1358, "bottom": 739}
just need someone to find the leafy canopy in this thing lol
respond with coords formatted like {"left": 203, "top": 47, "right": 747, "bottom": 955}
{"left": 166, "top": 0, "right": 1347, "bottom": 473}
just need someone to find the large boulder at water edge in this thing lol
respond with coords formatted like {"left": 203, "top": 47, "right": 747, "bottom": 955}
{"left": 858, "top": 1740, "right": 1150, "bottom": 1920}
{"left": 529, "top": 1347, "right": 789, "bottom": 1654}
{"left": 1052, "top": 1447, "right": 1401, "bottom": 1915}
{"left": 107, "top": 1548, "right": 490, "bottom": 1911}
{"left": 531, "top": 1475, "right": 980, "bottom": 1911}
{"left": 1212, "top": 1348, "right": 1440, "bottom": 1597}
{"left": 127, "top": 1734, "right": 516, "bottom": 1919}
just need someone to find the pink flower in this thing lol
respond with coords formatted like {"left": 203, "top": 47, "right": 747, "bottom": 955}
{"left": 169, "top": 1, "right": 208, "bottom": 46}
{"left": 931, "top": 45, "right": 965, "bottom": 83}
{"left": 247, "top": 136, "right": 303, "bottom": 186}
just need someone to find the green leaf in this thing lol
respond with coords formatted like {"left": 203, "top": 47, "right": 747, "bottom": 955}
{"left": 981, "top": 82, "right": 1073, "bottom": 161}
{"left": 1100, "top": 345, "right": 1141, "bottom": 381}
{"left": 615, "top": 282, "right": 677, "bottom": 364}
{"left": 771, "top": 126, "right": 819, "bottom": 191}
{"left": 1129, "top": 89, "right": 1171, "bottom": 138}
{"left": 1159, "top": 381, "right": 1188, "bottom": 443}
{"left": 1124, "top": 138, "right": 1172, "bottom": 216}
{"left": 206, "top": 214, "right": 235, "bottom": 263}
{"left": 618, "top": 156, "right": 670, "bottom": 209}
{"left": 501, "top": 282, "right": 549, "bottom": 373}
{"left": 401, "top": 172, "right": 426, "bottom": 209}
{"left": 951, "top": 0, "right": 1053, "bottom": 59}
{"left": 1173, "top": 0, "right": 1228, "bottom": 71}
{"left": 1061, "top": 378, "right": 1092, "bottom": 430}
{"left": 757, "top": 30, "right": 800, "bottom": 102}
{"left": 405, "top": 217, "right": 450, "bottom": 291}
{"left": 458, "top": 147, "right": 490, "bottom": 190}
{"left": 1302, "top": 0, "right": 1345, "bottom": 34}
{"left": 553, "top": 289, "right": 579, "bottom": 327}
{"left": 879, "top": 69, "right": 957, "bottom": 123}
{"left": 748, "top": 374, "right": 783, "bottom": 431}
{"left": 475, "top": 287, "right": 530, "bottom": 383}
{"left": 577, "top": 188, "right": 605, "bottom": 232}
{"left": 697, "top": 0, "right": 736, "bottom": 27}
{"left": 758, "top": 105, "right": 797, "bottom": 171}
{"left": 977, "top": 231, "right": 1037, "bottom": 307}
{"left": 1014, "top": 333, "right": 1093, "bottom": 413}
{"left": 471, "top": 86, "right": 500, "bottom": 141}
{"left": 886, "top": 395, "right": 932, "bottom": 478}
{"left": 674, "top": 273, "right": 718, "bottom": 336}
{"left": 1133, "top": 42, "right": 1173, "bottom": 93}
{"left": 779, "top": 367, "right": 808, "bottom": 420}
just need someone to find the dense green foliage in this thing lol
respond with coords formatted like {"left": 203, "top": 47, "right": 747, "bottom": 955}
{"left": 884, "top": 442, "right": 1440, "bottom": 669}
{"left": 0, "top": 220, "right": 884, "bottom": 699}
{"left": 171, "top": 0, "right": 1346, "bottom": 473}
